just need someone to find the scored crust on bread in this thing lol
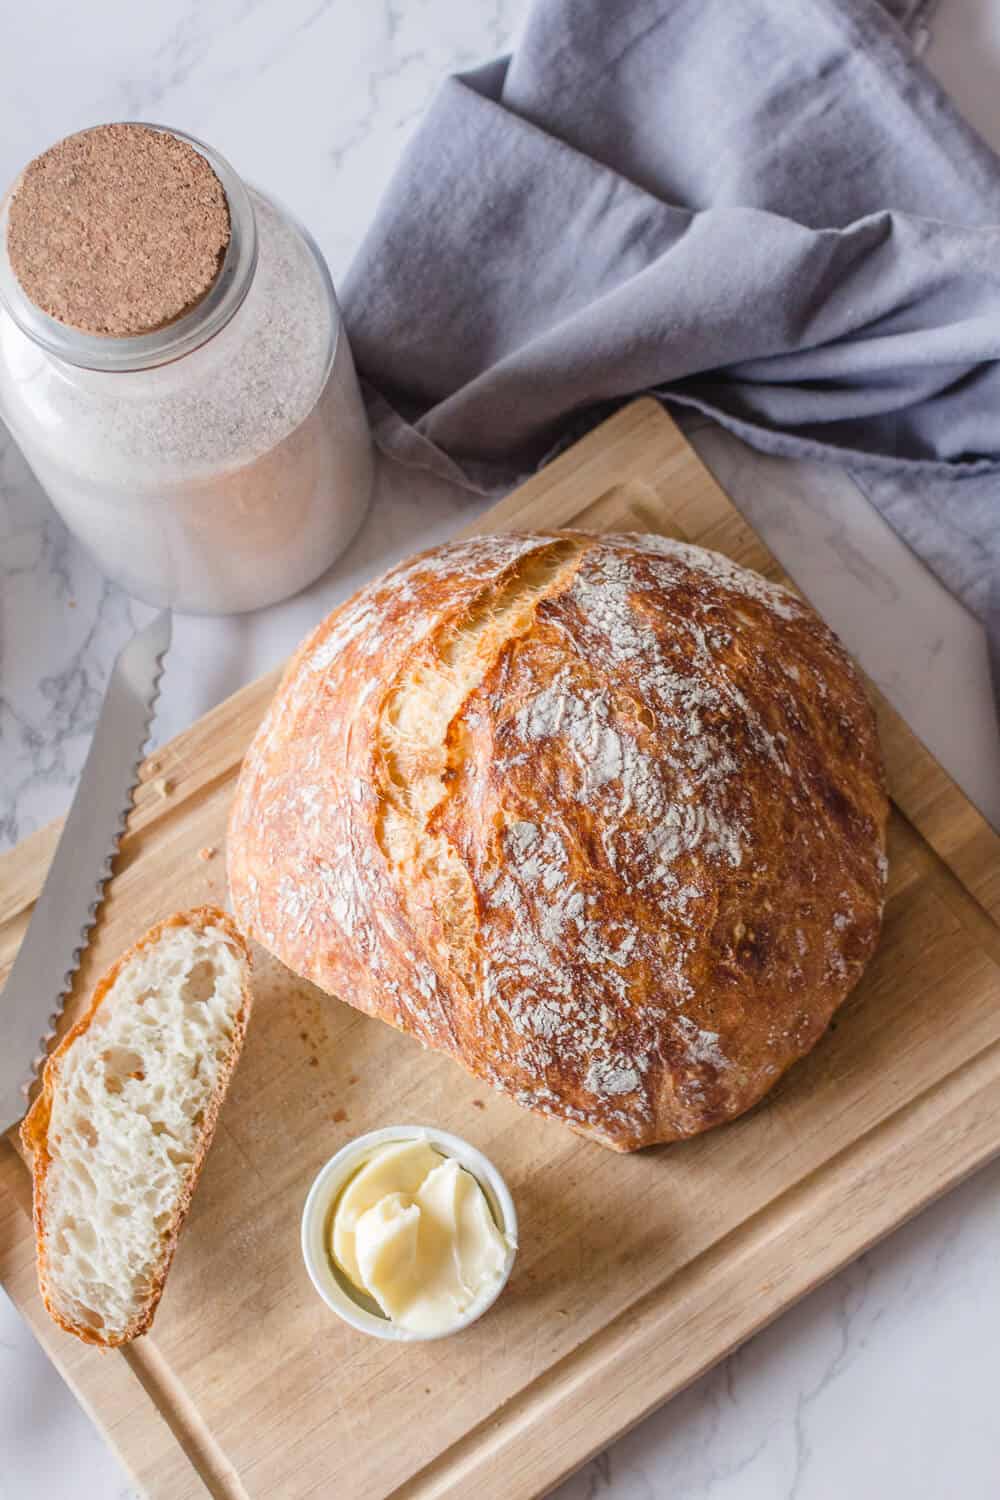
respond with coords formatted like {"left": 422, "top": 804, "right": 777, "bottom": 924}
{"left": 228, "top": 531, "right": 889, "bottom": 1151}
{"left": 20, "top": 907, "right": 252, "bottom": 1346}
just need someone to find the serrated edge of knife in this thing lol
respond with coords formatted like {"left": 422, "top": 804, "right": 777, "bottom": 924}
{"left": 20, "top": 626, "right": 171, "bottom": 1104}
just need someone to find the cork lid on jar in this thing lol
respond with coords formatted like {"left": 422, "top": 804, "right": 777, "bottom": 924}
{"left": 5, "top": 123, "right": 232, "bottom": 337}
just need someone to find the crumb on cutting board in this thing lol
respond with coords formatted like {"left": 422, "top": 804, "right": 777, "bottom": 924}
{"left": 198, "top": 845, "right": 216, "bottom": 861}
{"left": 332, "top": 1107, "right": 348, "bottom": 1122}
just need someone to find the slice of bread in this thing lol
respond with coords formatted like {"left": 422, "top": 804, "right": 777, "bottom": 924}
{"left": 20, "top": 906, "right": 252, "bottom": 1347}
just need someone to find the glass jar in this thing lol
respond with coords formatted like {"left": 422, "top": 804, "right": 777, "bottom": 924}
{"left": 0, "top": 125, "right": 373, "bottom": 614}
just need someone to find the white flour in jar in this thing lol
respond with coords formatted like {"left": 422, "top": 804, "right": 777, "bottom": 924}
{"left": 0, "top": 176, "right": 373, "bottom": 613}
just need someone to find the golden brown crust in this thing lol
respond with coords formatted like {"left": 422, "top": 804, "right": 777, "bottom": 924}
{"left": 228, "top": 533, "right": 888, "bottom": 1151}
{"left": 20, "top": 906, "right": 253, "bottom": 1347}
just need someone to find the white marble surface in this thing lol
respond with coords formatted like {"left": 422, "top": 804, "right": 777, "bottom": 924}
{"left": 1, "top": 2, "right": 1000, "bottom": 1498}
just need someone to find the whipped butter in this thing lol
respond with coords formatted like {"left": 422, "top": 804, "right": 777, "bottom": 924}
{"left": 331, "top": 1139, "right": 512, "bottom": 1334}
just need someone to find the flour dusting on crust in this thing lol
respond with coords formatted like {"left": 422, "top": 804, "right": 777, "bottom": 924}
{"left": 228, "top": 530, "right": 889, "bottom": 1151}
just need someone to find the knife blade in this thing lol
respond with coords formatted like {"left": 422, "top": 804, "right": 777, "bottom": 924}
{"left": 0, "top": 609, "right": 172, "bottom": 1133}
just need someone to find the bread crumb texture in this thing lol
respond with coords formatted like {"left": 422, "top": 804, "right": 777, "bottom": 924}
{"left": 23, "top": 910, "right": 251, "bottom": 1344}
{"left": 228, "top": 532, "right": 889, "bottom": 1151}
{"left": 7, "top": 123, "right": 230, "bottom": 336}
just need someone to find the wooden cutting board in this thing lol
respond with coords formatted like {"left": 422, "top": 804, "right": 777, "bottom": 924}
{"left": 2, "top": 399, "right": 999, "bottom": 1500}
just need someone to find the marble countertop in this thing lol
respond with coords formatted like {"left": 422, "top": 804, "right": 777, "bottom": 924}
{"left": 2, "top": 2, "right": 1000, "bottom": 1497}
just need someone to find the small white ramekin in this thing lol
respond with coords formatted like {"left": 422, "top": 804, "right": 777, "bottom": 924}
{"left": 300, "top": 1124, "right": 518, "bottom": 1342}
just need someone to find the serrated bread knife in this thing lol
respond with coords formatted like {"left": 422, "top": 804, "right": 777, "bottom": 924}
{"left": 0, "top": 610, "right": 172, "bottom": 1133}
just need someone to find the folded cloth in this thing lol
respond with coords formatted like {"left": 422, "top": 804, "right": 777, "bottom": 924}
{"left": 341, "top": 0, "right": 1000, "bottom": 699}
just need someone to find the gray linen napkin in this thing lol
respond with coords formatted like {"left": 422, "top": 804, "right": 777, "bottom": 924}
{"left": 341, "top": 0, "right": 1000, "bottom": 702}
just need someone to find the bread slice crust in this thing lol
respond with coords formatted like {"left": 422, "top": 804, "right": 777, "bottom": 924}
{"left": 20, "top": 906, "right": 252, "bottom": 1347}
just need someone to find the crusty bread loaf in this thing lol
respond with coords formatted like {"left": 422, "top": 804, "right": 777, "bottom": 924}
{"left": 21, "top": 907, "right": 252, "bottom": 1346}
{"left": 228, "top": 531, "right": 888, "bottom": 1151}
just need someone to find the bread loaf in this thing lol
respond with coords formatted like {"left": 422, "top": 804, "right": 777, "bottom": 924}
{"left": 21, "top": 907, "right": 252, "bottom": 1345}
{"left": 228, "top": 532, "right": 888, "bottom": 1150}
